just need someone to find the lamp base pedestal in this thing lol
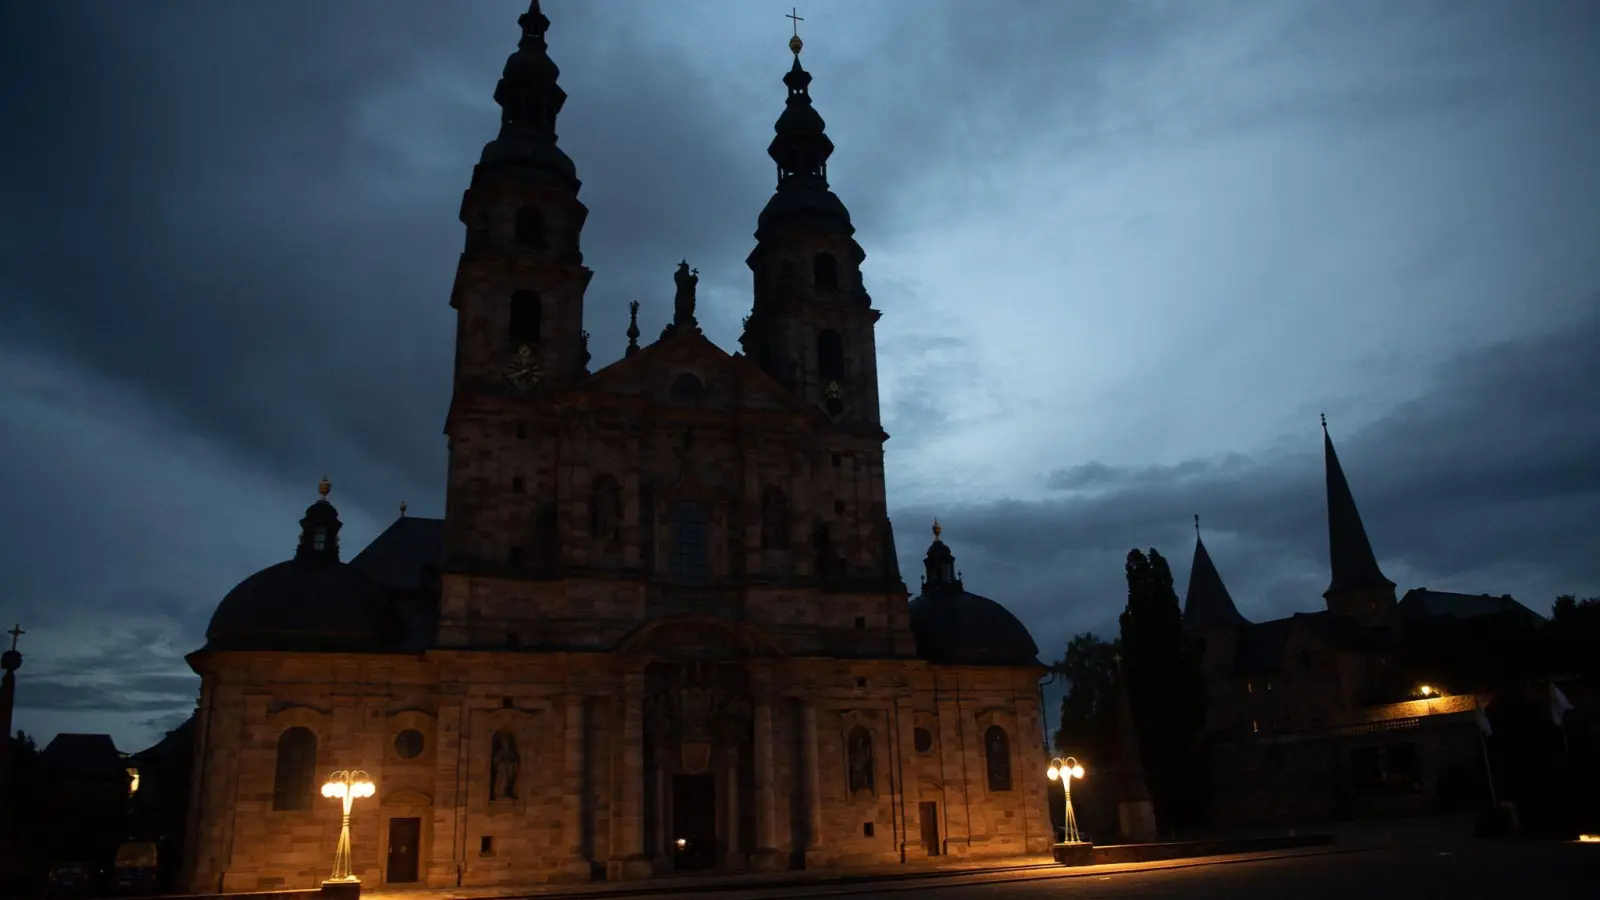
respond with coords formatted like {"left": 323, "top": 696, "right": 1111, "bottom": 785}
{"left": 1051, "top": 841, "right": 1094, "bottom": 866}
{"left": 320, "top": 879, "right": 361, "bottom": 900}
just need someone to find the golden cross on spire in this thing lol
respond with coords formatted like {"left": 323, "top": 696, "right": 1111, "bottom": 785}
{"left": 787, "top": 7, "right": 804, "bottom": 54}
{"left": 6, "top": 624, "right": 22, "bottom": 652}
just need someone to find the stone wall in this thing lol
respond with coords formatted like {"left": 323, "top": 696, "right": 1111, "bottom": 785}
{"left": 184, "top": 649, "right": 1049, "bottom": 892}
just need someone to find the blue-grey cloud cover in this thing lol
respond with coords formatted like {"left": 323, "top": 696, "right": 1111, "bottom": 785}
{"left": 1, "top": 0, "right": 1596, "bottom": 751}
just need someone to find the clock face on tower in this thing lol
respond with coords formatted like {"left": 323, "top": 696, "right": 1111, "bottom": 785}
{"left": 506, "top": 344, "right": 543, "bottom": 391}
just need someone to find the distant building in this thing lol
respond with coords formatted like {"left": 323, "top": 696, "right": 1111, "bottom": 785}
{"left": 180, "top": 3, "right": 1049, "bottom": 893}
{"left": 1184, "top": 420, "right": 1544, "bottom": 825}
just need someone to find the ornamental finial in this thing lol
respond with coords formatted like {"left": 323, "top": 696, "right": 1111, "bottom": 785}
{"left": 787, "top": 7, "right": 804, "bottom": 55}
{"left": 318, "top": 477, "right": 331, "bottom": 498}
{"left": 932, "top": 517, "right": 942, "bottom": 541}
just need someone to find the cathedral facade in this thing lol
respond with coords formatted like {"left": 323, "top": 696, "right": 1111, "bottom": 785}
{"left": 181, "top": 4, "right": 1050, "bottom": 893}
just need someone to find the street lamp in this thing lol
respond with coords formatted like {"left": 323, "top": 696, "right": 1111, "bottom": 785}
{"left": 1046, "top": 756, "right": 1086, "bottom": 844}
{"left": 320, "top": 770, "right": 376, "bottom": 884}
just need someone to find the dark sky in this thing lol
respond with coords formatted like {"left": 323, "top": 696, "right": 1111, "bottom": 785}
{"left": 2, "top": 0, "right": 1596, "bottom": 751}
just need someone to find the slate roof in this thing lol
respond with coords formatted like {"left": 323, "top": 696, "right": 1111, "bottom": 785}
{"left": 1231, "top": 610, "right": 1390, "bottom": 676}
{"left": 350, "top": 516, "right": 446, "bottom": 592}
{"left": 1322, "top": 423, "right": 1394, "bottom": 597}
{"left": 1183, "top": 534, "right": 1250, "bottom": 630}
{"left": 129, "top": 714, "right": 196, "bottom": 763}
{"left": 1399, "top": 588, "right": 1542, "bottom": 625}
{"left": 42, "top": 733, "right": 125, "bottom": 778}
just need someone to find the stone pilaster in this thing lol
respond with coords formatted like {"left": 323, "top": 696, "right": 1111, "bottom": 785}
{"left": 559, "top": 693, "right": 589, "bottom": 879}
{"left": 801, "top": 699, "right": 823, "bottom": 848}
{"left": 607, "top": 672, "right": 651, "bottom": 879}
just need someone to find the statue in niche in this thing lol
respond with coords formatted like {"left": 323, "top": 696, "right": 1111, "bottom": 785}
{"left": 673, "top": 260, "right": 699, "bottom": 329}
{"left": 490, "top": 729, "right": 520, "bottom": 801}
{"left": 847, "top": 725, "right": 874, "bottom": 794}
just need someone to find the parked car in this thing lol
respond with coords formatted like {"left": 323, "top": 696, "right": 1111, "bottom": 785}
{"left": 112, "top": 841, "right": 159, "bottom": 894}
{"left": 43, "top": 862, "right": 98, "bottom": 897}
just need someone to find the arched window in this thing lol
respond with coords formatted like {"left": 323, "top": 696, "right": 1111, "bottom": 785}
{"left": 984, "top": 726, "right": 1012, "bottom": 792}
{"left": 590, "top": 474, "right": 621, "bottom": 544}
{"left": 272, "top": 727, "right": 317, "bottom": 811}
{"left": 514, "top": 206, "right": 545, "bottom": 249}
{"left": 670, "top": 372, "right": 705, "bottom": 404}
{"left": 817, "top": 329, "right": 845, "bottom": 383}
{"left": 670, "top": 501, "right": 710, "bottom": 586}
{"left": 761, "top": 487, "right": 791, "bottom": 550}
{"left": 508, "top": 290, "right": 541, "bottom": 346}
{"left": 814, "top": 253, "right": 839, "bottom": 291}
{"left": 847, "top": 725, "right": 874, "bottom": 794}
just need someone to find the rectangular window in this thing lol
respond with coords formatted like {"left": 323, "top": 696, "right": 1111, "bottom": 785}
{"left": 670, "top": 501, "right": 710, "bottom": 586}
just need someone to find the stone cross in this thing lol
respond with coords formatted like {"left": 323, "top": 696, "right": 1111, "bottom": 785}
{"left": 786, "top": 8, "right": 804, "bottom": 38}
{"left": 5, "top": 624, "right": 20, "bottom": 652}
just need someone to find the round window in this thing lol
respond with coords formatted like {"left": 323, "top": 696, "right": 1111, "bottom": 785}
{"left": 913, "top": 727, "right": 934, "bottom": 753}
{"left": 394, "top": 729, "right": 425, "bottom": 760}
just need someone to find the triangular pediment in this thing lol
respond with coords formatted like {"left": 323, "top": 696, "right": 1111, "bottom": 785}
{"left": 583, "top": 329, "right": 816, "bottom": 415}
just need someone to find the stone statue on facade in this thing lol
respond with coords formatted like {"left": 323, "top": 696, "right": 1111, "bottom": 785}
{"left": 673, "top": 260, "right": 699, "bottom": 331}
{"left": 847, "top": 725, "right": 874, "bottom": 794}
{"left": 490, "top": 730, "right": 520, "bottom": 801}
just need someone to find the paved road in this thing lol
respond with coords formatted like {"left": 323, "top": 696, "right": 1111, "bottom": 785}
{"left": 771, "top": 844, "right": 1600, "bottom": 900}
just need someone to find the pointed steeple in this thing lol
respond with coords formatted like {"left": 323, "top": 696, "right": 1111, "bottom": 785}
{"left": 755, "top": 23, "right": 853, "bottom": 242}
{"left": 295, "top": 477, "right": 342, "bottom": 564}
{"left": 477, "top": 1, "right": 579, "bottom": 188}
{"left": 1183, "top": 515, "right": 1249, "bottom": 630}
{"left": 1321, "top": 415, "right": 1393, "bottom": 598}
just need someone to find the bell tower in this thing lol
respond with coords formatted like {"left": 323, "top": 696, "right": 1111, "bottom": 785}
{"left": 444, "top": 1, "right": 591, "bottom": 572}
{"left": 739, "top": 27, "right": 884, "bottom": 433}
{"left": 450, "top": 0, "right": 592, "bottom": 397}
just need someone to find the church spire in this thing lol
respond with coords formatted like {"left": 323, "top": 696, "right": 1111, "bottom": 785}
{"left": 755, "top": 15, "right": 852, "bottom": 241}
{"left": 1183, "top": 515, "right": 1249, "bottom": 630}
{"left": 921, "top": 519, "right": 961, "bottom": 590}
{"left": 1321, "top": 416, "right": 1393, "bottom": 598}
{"left": 478, "top": 1, "right": 578, "bottom": 188}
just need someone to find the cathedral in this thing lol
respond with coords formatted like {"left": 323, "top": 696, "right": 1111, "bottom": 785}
{"left": 181, "top": 3, "right": 1050, "bottom": 892}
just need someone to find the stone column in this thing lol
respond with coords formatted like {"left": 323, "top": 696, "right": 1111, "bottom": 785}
{"left": 608, "top": 672, "right": 651, "bottom": 879}
{"left": 560, "top": 694, "right": 588, "bottom": 879}
{"left": 752, "top": 700, "right": 779, "bottom": 865}
{"left": 801, "top": 700, "right": 823, "bottom": 848}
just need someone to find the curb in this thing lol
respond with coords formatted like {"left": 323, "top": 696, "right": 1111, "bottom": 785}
{"left": 402, "top": 845, "right": 1375, "bottom": 900}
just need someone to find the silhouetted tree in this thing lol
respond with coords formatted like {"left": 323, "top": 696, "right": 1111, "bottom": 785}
{"left": 1053, "top": 632, "right": 1121, "bottom": 764}
{"left": 1119, "top": 549, "right": 1209, "bottom": 832}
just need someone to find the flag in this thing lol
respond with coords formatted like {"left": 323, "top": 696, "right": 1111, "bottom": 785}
{"left": 1474, "top": 698, "right": 1492, "bottom": 737}
{"left": 1550, "top": 683, "right": 1574, "bottom": 728}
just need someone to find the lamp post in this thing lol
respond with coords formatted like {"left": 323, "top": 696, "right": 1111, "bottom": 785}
{"left": 1046, "top": 756, "right": 1086, "bottom": 844}
{"left": 320, "top": 770, "right": 375, "bottom": 884}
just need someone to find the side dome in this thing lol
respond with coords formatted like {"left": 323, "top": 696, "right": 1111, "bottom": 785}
{"left": 202, "top": 480, "right": 402, "bottom": 653}
{"left": 907, "top": 520, "right": 1042, "bottom": 667}
{"left": 206, "top": 559, "right": 401, "bottom": 653}
{"left": 909, "top": 589, "right": 1041, "bottom": 667}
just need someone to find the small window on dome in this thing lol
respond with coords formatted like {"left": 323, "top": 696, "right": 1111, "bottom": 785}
{"left": 312, "top": 528, "right": 327, "bottom": 552}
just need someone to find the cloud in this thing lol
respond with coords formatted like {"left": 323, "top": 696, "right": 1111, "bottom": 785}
{"left": 1, "top": 0, "right": 1597, "bottom": 750}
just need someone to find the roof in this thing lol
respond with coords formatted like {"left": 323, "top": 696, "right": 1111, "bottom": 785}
{"left": 42, "top": 733, "right": 125, "bottom": 778}
{"left": 1231, "top": 610, "right": 1389, "bottom": 675}
{"left": 1322, "top": 424, "right": 1394, "bottom": 597}
{"left": 908, "top": 586, "right": 1042, "bottom": 667}
{"left": 204, "top": 557, "right": 404, "bottom": 653}
{"left": 350, "top": 516, "right": 446, "bottom": 592}
{"left": 1183, "top": 534, "right": 1249, "bottom": 630}
{"left": 1399, "top": 589, "right": 1542, "bottom": 625}
{"left": 129, "top": 714, "right": 197, "bottom": 763}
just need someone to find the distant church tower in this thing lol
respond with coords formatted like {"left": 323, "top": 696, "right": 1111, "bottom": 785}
{"left": 739, "top": 29, "right": 885, "bottom": 435}
{"left": 1320, "top": 416, "right": 1398, "bottom": 626}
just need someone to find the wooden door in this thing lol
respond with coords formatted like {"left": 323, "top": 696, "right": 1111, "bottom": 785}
{"left": 386, "top": 817, "right": 421, "bottom": 883}
{"left": 918, "top": 801, "right": 940, "bottom": 856}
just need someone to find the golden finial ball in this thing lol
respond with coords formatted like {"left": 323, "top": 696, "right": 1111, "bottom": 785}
{"left": 789, "top": 34, "right": 803, "bottom": 55}
{"left": 318, "top": 477, "right": 331, "bottom": 498}
{"left": 932, "top": 518, "right": 942, "bottom": 539}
